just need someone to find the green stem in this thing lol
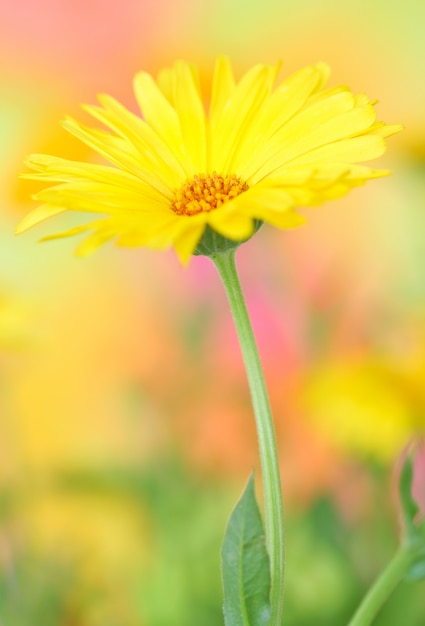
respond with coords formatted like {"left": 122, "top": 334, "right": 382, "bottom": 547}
{"left": 212, "top": 249, "right": 284, "bottom": 626}
{"left": 348, "top": 546, "right": 413, "bottom": 626}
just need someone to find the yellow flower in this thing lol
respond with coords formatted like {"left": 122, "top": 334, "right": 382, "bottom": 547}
{"left": 17, "top": 58, "right": 401, "bottom": 263}
{"left": 303, "top": 358, "right": 414, "bottom": 462}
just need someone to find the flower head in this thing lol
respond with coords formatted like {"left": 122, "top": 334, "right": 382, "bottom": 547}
{"left": 17, "top": 58, "right": 401, "bottom": 263}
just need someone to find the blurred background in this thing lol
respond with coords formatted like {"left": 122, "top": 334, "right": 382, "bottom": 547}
{"left": 0, "top": 0, "right": 425, "bottom": 624}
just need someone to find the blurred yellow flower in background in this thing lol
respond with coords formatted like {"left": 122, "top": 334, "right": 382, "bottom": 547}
{"left": 17, "top": 58, "right": 400, "bottom": 263}
{"left": 304, "top": 356, "right": 425, "bottom": 462}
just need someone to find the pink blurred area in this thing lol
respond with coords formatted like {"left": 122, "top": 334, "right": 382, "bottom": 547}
{"left": 0, "top": 0, "right": 181, "bottom": 91}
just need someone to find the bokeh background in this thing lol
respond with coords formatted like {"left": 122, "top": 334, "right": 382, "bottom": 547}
{"left": 1, "top": 0, "right": 425, "bottom": 624}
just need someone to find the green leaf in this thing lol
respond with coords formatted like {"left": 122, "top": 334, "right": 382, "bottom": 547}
{"left": 406, "top": 555, "right": 425, "bottom": 582}
{"left": 398, "top": 451, "right": 425, "bottom": 581}
{"left": 399, "top": 455, "right": 419, "bottom": 539}
{"left": 221, "top": 474, "right": 271, "bottom": 626}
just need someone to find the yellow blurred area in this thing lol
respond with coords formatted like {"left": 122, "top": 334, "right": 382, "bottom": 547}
{"left": 25, "top": 490, "right": 150, "bottom": 588}
{"left": 304, "top": 356, "right": 424, "bottom": 461}
{"left": 0, "top": 291, "right": 33, "bottom": 351}
{"left": 10, "top": 267, "right": 174, "bottom": 470}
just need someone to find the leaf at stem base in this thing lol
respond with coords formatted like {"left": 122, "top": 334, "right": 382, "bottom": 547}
{"left": 221, "top": 474, "right": 271, "bottom": 626}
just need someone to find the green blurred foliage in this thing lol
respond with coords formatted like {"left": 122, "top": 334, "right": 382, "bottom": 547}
{"left": 1, "top": 458, "right": 424, "bottom": 625}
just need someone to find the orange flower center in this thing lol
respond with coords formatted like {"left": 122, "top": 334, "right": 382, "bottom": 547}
{"left": 171, "top": 173, "right": 249, "bottom": 216}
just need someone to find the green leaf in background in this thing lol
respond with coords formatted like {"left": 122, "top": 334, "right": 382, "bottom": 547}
{"left": 398, "top": 448, "right": 425, "bottom": 582}
{"left": 221, "top": 474, "right": 271, "bottom": 626}
{"left": 399, "top": 455, "right": 419, "bottom": 540}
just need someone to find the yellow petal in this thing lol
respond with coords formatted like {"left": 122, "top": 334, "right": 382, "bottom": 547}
{"left": 75, "top": 228, "right": 116, "bottom": 257}
{"left": 247, "top": 101, "right": 377, "bottom": 182}
{"left": 235, "top": 63, "right": 331, "bottom": 173}
{"left": 133, "top": 72, "right": 191, "bottom": 174}
{"left": 210, "top": 63, "right": 278, "bottom": 174}
{"left": 210, "top": 57, "right": 235, "bottom": 126}
{"left": 83, "top": 99, "right": 185, "bottom": 190}
{"left": 62, "top": 117, "right": 171, "bottom": 195}
{"left": 39, "top": 223, "right": 90, "bottom": 242}
{"left": 207, "top": 207, "right": 254, "bottom": 241}
{"left": 252, "top": 206, "right": 306, "bottom": 230}
{"left": 172, "top": 61, "right": 207, "bottom": 173}
{"left": 15, "top": 204, "right": 66, "bottom": 234}
{"left": 116, "top": 211, "right": 184, "bottom": 247}
{"left": 283, "top": 134, "right": 387, "bottom": 168}
{"left": 23, "top": 154, "right": 159, "bottom": 194}
{"left": 228, "top": 182, "right": 306, "bottom": 229}
{"left": 369, "top": 123, "right": 404, "bottom": 138}
{"left": 173, "top": 221, "right": 206, "bottom": 264}
{"left": 35, "top": 182, "right": 169, "bottom": 214}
